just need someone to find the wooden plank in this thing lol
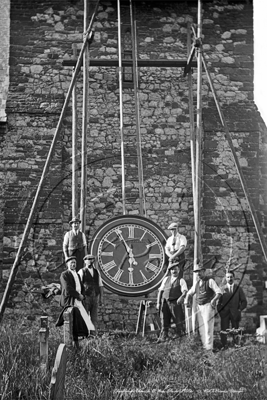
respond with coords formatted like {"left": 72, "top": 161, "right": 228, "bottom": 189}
{"left": 39, "top": 316, "right": 49, "bottom": 373}
{"left": 63, "top": 307, "right": 73, "bottom": 346}
{"left": 62, "top": 59, "right": 197, "bottom": 68}
{"left": 49, "top": 344, "right": 67, "bottom": 400}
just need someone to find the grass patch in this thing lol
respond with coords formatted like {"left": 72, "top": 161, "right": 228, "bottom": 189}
{"left": 0, "top": 317, "right": 266, "bottom": 399}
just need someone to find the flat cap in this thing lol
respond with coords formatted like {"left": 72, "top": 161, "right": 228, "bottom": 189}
{"left": 168, "top": 222, "right": 178, "bottom": 230}
{"left": 83, "top": 254, "right": 95, "bottom": 261}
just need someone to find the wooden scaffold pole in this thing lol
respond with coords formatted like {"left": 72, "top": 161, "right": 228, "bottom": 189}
{"left": 72, "top": 43, "right": 78, "bottom": 219}
{"left": 0, "top": 0, "right": 101, "bottom": 323}
{"left": 80, "top": 0, "right": 89, "bottom": 231}
{"left": 201, "top": 51, "right": 267, "bottom": 262}
{"left": 194, "top": 0, "right": 203, "bottom": 267}
{"left": 130, "top": 0, "right": 146, "bottom": 216}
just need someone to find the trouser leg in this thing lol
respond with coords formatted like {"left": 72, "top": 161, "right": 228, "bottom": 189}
{"left": 160, "top": 300, "right": 171, "bottom": 338}
{"left": 220, "top": 314, "right": 230, "bottom": 346}
{"left": 198, "top": 303, "right": 214, "bottom": 350}
{"left": 170, "top": 301, "right": 185, "bottom": 336}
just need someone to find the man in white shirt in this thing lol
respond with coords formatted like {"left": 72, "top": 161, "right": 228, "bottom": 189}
{"left": 156, "top": 262, "right": 188, "bottom": 342}
{"left": 185, "top": 264, "right": 222, "bottom": 351}
{"left": 165, "top": 222, "right": 187, "bottom": 275}
{"left": 78, "top": 254, "right": 104, "bottom": 334}
{"left": 63, "top": 217, "right": 87, "bottom": 272}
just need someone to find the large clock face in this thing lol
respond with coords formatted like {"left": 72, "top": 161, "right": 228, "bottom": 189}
{"left": 90, "top": 215, "right": 168, "bottom": 296}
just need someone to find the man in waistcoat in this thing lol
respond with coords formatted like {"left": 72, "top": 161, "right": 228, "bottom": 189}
{"left": 185, "top": 264, "right": 222, "bottom": 351}
{"left": 165, "top": 222, "right": 187, "bottom": 277}
{"left": 63, "top": 217, "right": 87, "bottom": 272}
{"left": 218, "top": 270, "right": 247, "bottom": 348}
{"left": 156, "top": 261, "right": 188, "bottom": 342}
{"left": 78, "top": 254, "right": 104, "bottom": 334}
{"left": 56, "top": 256, "right": 95, "bottom": 347}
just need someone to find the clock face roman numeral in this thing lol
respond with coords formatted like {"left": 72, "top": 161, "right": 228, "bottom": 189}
{"left": 113, "top": 269, "right": 123, "bottom": 282}
{"left": 146, "top": 240, "right": 158, "bottom": 249}
{"left": 149, "top": 254, "right": 161, "bottom": 259}
{"left": 145, "top": 262, "right": 160, "bottom": 273}
{"left": 101, "top": 251, "right": 113, "bottom": 257}
{"left": 128, "top": 226, "right": 135, "bottom": 239}
{"left": 102, "top": 260, "right": 117, "bottom": 272}
{"left": 139, "top": 270, "right": 148, "bottom": 282}
{"left": 104, "top": 238, "right": 116, "bottom": 248}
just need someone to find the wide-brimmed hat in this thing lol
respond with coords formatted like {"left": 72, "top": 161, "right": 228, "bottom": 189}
{"left": 83, "top": 254, "right": 95, "bottom": 261}
{"left": 168, "top": 260, "right": 182, "bottom": 270}
{"left": 69, "top": 217, "right": 81, "bottom": 225}
{"left": 65, "top": 256, "right": 76, "bottom": 264}
{"left": 168, "top": 222, "right": 178, "bottom": 230}
{"left": 193, "top": 264, "right": 205, "bottom": 273}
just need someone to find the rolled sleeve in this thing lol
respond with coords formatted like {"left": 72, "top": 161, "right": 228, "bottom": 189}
{"left": 209, "top": 279, "right": 222, "bottom": 295}
{"left": 180, "top": 278, "right": 188, "bottom": 293}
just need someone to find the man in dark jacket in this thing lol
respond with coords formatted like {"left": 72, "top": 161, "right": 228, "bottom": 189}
{"left": 218, "top": 270, "right": 247, "bottom": 347}
{"left": 78, "top": 254, "right": 104, "bottom": 334}
{"left": 156, "top": 261, "right": 188, "bottom": 342}
{"left": 58, "top": 256, "right": 95, "bottom": 345}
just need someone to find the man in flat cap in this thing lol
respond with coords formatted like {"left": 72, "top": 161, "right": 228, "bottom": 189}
{"left": 156, "top": 261, "right": 188, "bottom": 342}
{"left": 185, "top": 264, "right": 222, "bottom": 351}
{"left": 57, "top": 256, "right": 95, "bottom": 347}
{"left": 165, "top": 222, "right": 187, "bottom": 276}
{"left": 78, "top": 254, "right": 104, "bottom": 333}
{"left": 63, "top": 217, "right": 87, "bottom": 272}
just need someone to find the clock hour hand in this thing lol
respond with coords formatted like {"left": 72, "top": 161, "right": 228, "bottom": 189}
{"left": 115, "top": 229, "right": 137, "bottom": 265}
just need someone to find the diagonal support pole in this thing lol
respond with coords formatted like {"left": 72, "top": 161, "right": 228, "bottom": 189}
{"left": 0, "top": 0, "right": 101, "bottom": 323}
{"left": 202, "top": 52, "right": 267, "bottom": 262}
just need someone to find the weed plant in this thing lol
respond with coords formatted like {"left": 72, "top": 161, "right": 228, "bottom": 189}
{"left": 0, "top": 317, "right": 266, "bottom": 400}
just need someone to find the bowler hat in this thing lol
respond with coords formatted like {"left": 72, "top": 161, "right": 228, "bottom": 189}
{"left": 193, "top": 264, "right": 205, "bottom": 273}
{"left": 83, "top": 254, "right": 95, "bottom": 261}
{"left": 69, "top": 217, "right": 81, "bottom": 225}
{"left": 65, "top": 256, "right": 76, "bottom": 264}
{"left": 168, "top": 222, "right": 178, "bottom": 230}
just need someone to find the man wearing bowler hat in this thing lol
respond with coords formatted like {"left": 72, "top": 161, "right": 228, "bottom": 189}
{"left": 57, "top": 256, "right": 95, "bottom": 347}
{"left": 156, "top": 261, "right": 188, "bottom": 342}
{"left": 185, "top": 264, "right": 222, "bottom": 351}
{"left": 165, "top": 222, "right": 187, "bottom": 275}
{"left": 78, "top": 254, "right": 104, "bottom": 333}
{"left": 63, "top": 217, "right": 87, "bottom": 272}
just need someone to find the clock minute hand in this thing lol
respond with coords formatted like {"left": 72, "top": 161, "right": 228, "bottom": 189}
{"left": 115, "top": 229, "right": 131, "bottom": 253}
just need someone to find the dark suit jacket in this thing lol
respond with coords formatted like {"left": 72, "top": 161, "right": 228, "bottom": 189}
{"left": 218, "top": 284, "right": 247, "bottom": 321}
{"left": 59, "top": 270, "right": 85, "bottom": 308}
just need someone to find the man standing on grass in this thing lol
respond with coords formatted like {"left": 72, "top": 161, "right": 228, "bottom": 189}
{"left": 156, "top": 261, "right": 188, "bottom": 342}
{"left": 63, "top": 217, "right": 87, "bottom": 272}
{"left": 218, "top": 270, "right": 247, "bottom": 348}
{"left": 185, "top": 264, "right": 222, "bottom": 351}
{"left": 57, "top": 256, "right": 95, "bottom": 347}
{"left": 78, "top": 254, "right": 104, "bottom": 334}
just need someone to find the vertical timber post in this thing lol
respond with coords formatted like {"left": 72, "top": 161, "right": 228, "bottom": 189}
{"left": 117, "top": 0, "right": 126, "bottom": 214}
{"left": 72, "top": 44, "right": 78, "bottom": 219}
{"left": 80, "top": 0, "right": 89, "bottom": 231}
{"left": 39, "top": 316, "right": 49, "bottom": 372}
{"left": 186, "top": 22, "right": 195, "bottom": 335}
